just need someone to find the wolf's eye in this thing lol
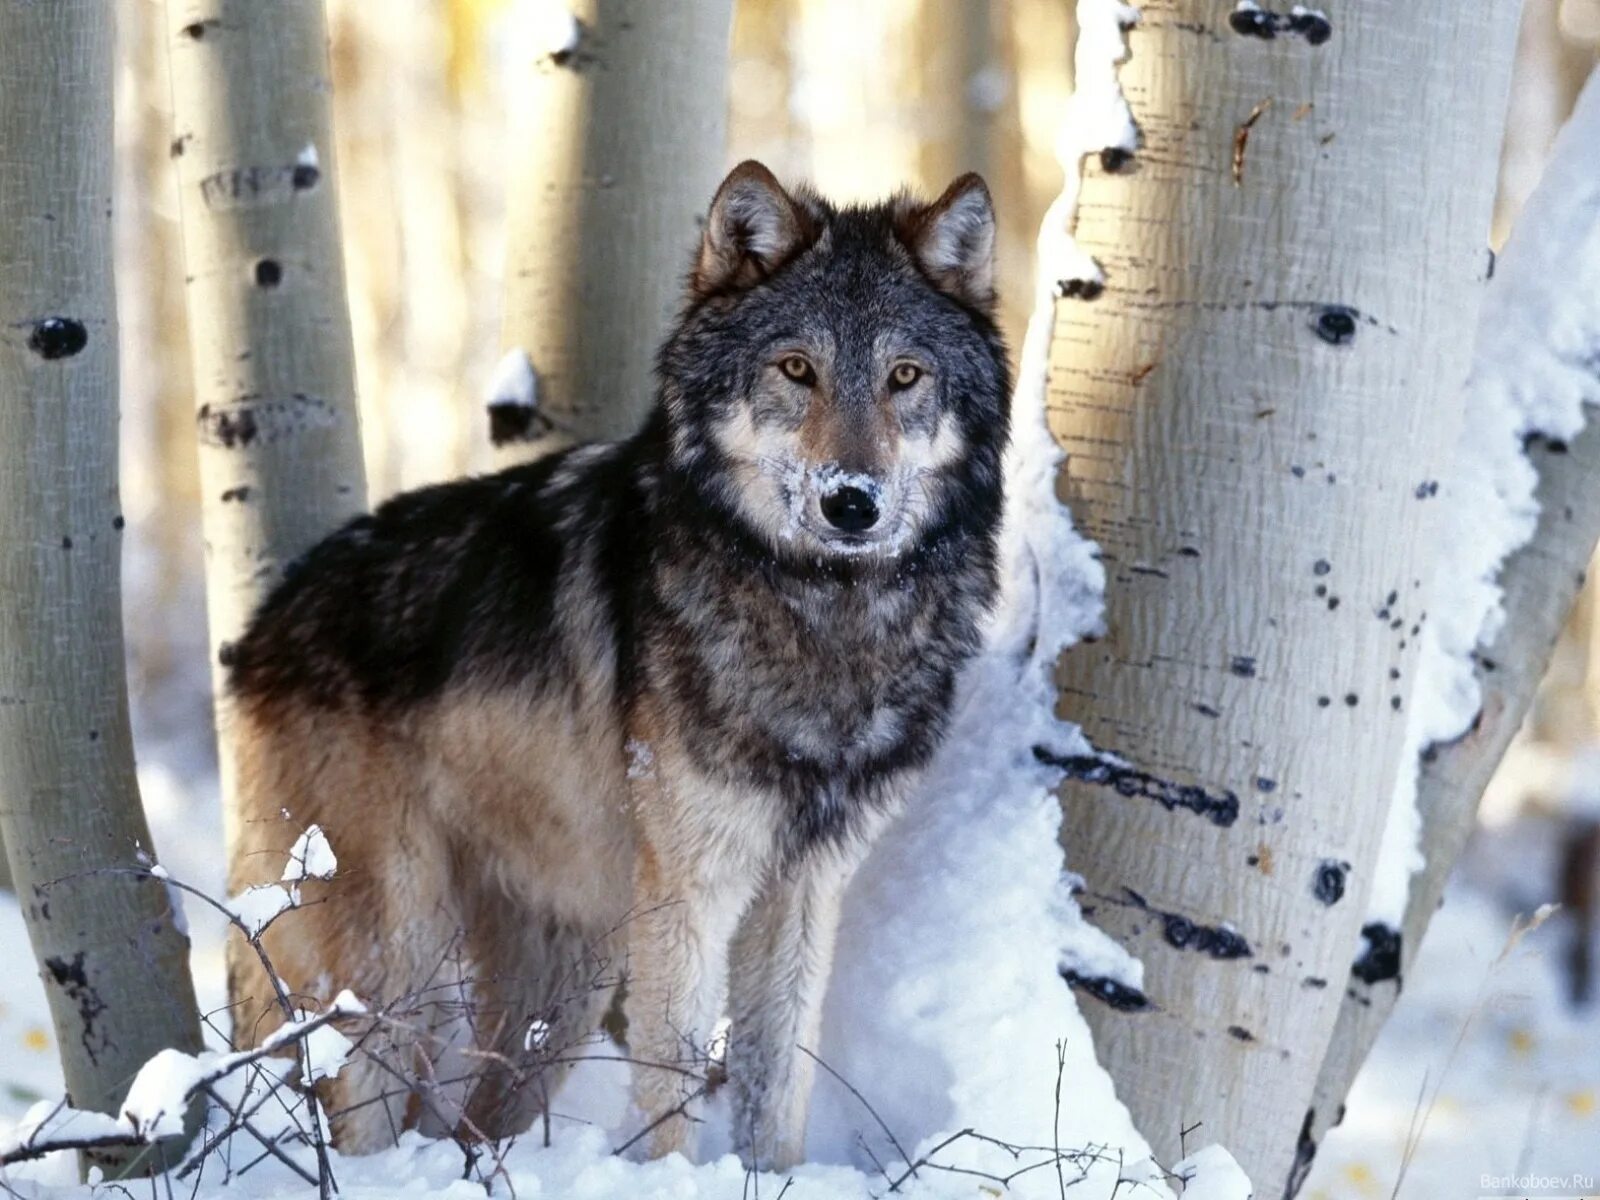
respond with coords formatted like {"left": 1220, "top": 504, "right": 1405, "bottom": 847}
{"left": 779, "top": 355, "right": 817, "bottom": 386}
{"left": 889, "top": 362, "right": 923, "bottom": 390}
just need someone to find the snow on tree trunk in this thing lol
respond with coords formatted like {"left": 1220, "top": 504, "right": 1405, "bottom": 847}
{"left": 164, "top": 0, "right": 368, "bottom": 851}
{"left": 1046, "top": 2, "right": 1521, "bottom": 1190}
{"left": 0, "top": 0, "right": 203, "bottom": 1173}
{"left": 494, "top": 0, "right": 734, "bottom": 462}
{"left": 1302, "top": 68, "right": 1600, "bottom": 1187}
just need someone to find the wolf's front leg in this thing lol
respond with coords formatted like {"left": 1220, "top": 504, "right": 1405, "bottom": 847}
{"left": 725, "top": 828, "right": 885, "bottom": 1172}
{"left": 625, "top": 844, "right": 756, "bottom": 1158}
{"left": 622, "top": 760, "right": 767, "bottom": 1160}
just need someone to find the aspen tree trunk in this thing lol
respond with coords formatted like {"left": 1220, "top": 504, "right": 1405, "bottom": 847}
{"left": 121, "top": 0, "right": 200, "bottom": 693}
{"left": 1299, "top": 418, "right": 1600, "bottom": 1184}
{"left": 914, "top": 0, "right": 1035, "bottom": 354}
{"left": 914, "top": 0, "right": 993, "bottom": 190}
{"left": 496, "top": 0, "right": 734, "bottom": 462}
{"left": 1301, "top": 69, "right": 1600, "bottom": 1185}
{"left": 165, "top": 0, "right": 367, "bottom": 851}
{"left": 1049, "top": 4, "right": 1521, "bottom": 1190}
{"left": 727, "top": 0, "right": 802, "bottom": 177}
{"left": 791, "top": 0, "right": 920, "bottom": 203}
{"left": 0, "top": 0, "right": 203, "bottom": 1173}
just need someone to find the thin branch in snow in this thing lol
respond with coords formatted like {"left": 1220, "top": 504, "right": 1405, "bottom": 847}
{"left": 796, "top": 1045, "right": 917, "bottom": 1188}
{"left": 0, "top": 1001, "right": 360, "bottom": 1169}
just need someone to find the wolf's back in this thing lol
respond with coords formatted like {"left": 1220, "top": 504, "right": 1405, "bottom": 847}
{"left": 227, "top": 443, "right": 642, "bottom": 719}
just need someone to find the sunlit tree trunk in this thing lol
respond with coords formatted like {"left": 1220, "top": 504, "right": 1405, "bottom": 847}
{"left": 1049, "top": 3, "right": 1521, "bottom": 1190}
{"left": 1302, "top": 68, "right": 1600, "bottom": 1188}
{"left": 120, "top": 0, "right": 201, "bottom": 700}
{"left": 727, "top": 0, "right": 803, "bottom": 178}
{"left": 165, "top": 0, "right": 368, "bottom": 852}
{"left": 1300, "top": 418, "right": 1600, "bottom": 1184}
{"left": 496, "top": 0, "right": 734, "bottom": 462}
{"left": 0, "top": 0, "right": 202, "bottom": 1173}
{"left": 914, "top": 0, "right": 1036, "bottom": 354}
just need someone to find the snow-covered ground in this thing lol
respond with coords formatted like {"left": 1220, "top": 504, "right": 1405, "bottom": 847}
{"left": 1308, "top": 881, "right": 1600, "bottom": 1200}
{"left": 6, "top": 792, "right": 1597, "bottom": 1198}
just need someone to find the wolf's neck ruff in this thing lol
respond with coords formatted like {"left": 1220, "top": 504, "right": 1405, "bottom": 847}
{"left": 626, "top": 417, "right": 998, "bottom": 858}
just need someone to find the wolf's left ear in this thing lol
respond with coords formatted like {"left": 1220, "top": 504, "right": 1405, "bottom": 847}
{"left": 897, "top": 174, "right": 996, "bottom": 311}
{"left": 694, "top": 161, "right": 815, "bottom": 297}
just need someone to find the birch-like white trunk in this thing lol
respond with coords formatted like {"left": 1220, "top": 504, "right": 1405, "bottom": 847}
{"left": 1299, "top": 417, "right": 1600, "bottom": 1184}
{"left": 1049, "top": 4, "right": 1521, "bottom": 1189}
{"left": 165, "top": 0, "right": 368, "bottom": 851}
{"left": 495, "top": 0, "right": 734, "bottom": 460}
{"left": 0, "top": 0, "right": 202, "bottom": 1173}
{"left": 1302, "top": 67, "right": 1600, "bottom": 1186}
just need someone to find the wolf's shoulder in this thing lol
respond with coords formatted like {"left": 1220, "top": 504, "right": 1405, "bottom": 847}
{"left": 227, "top": 441, "right": 644, "bottom": 713}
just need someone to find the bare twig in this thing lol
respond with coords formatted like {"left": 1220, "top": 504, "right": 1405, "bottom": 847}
{"left": 612, "top": 1083, "right": 710, "bottom": 1157}
{"left": 797, "top": 1045, "right": 918, "bottom": 1187}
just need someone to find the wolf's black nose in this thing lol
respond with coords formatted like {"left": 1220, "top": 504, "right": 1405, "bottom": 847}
{"left": 821, "top": 486, "right": 879, "bottom": 533}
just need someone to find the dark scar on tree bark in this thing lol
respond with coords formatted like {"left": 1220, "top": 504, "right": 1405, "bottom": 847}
{"left": 1351, "top": 921, "right": 1402, "bottom": 984}
{"left": 1056, "top": 277, "right": 1105, "bottom": 301}
{"left": 1313, "top": 306, "right": 1359, "bottom": 345}
{"left": 1312, "top": 859, "right": 1349, "bottom": 905}
{"left": 488, "top": 400, "right": 555, "bottom": 447}
{"left": 1282, "top": 1108, "right": 1319, "bottom": 1200}
{"left": 44, "top": 952, "right": 109, "bottom": 1063}
{"left": 1104, "top": 887, "right": 1255, "bottom": 959}
{"left": 1229, "top": 5, "right": 1332, "bottom": 45}
{"left": 1060, "top": 968, "right": 1153, "bottom": 1012}
{"left": 197, "top": 402, "right": 258, "bottom": 449}
{"left": 1232, "top": 99, "right": 1273, "bottom": 186}
{"left": 28, "top": 317, "right": 89, "bottom": 360}
{"left": 196, "top": 394, "right": 336, "bottom": 448}
{"left": 1033, "top": 745, "right": 1240, "bottom": 827}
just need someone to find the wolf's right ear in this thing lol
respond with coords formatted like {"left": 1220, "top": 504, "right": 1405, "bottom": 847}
{"left": 693, "top": 161, "right": 814, "bottom": 298}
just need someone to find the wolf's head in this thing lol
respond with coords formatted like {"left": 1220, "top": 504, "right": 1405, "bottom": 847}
{"left": 657, "top": 161, "right": 1010, "bottom": 569}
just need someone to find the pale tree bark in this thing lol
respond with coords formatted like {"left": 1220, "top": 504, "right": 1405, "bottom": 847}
{"left": 496, "top": 0, "right": 734, "bottom": 462}
{"left": 1048, "top": 3, "right": 1521, "bottom": 1191}
{"left": 165, "top": 0, "right": 368, "bottom": 851}
{"left": 0, "top": 0, "right": 202, "bottom": 1174}
{"left": 1300, "top": 68, "right": 1600, "bottom": 1188}
{"left": 1493, "top": 0, "right": 1597, "bottom": 245}
{"left": 1297, "top": 418, "right": 1600, "bottom": 1187}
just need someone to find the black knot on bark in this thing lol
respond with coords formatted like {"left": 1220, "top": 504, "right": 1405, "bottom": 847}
{"left": 1056, "top": 277, "right": 1105, "bottom": 301}
{"left": 28, "top": 317, "right": 89, "bottom": 360}
{"left": 1352, "top": 921, "right": 1402, "bottom": 984}
{"left": 1312, "top": 860, "right": 1349, "bottom": 906}
{"left": 1099, "top": 146, "right": 1134, "bottom": 173}
{"left": 1313, "top": 306, "right": 1359, "bottom": 345}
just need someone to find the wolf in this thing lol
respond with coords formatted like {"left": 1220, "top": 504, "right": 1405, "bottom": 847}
{"left": 224, "top": 160, "right": 1010, "bottom": 1170}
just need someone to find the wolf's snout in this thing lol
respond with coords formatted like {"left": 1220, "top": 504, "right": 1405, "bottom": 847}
{"left": 820, "top": 485, "right": 879, "bottom": 533}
